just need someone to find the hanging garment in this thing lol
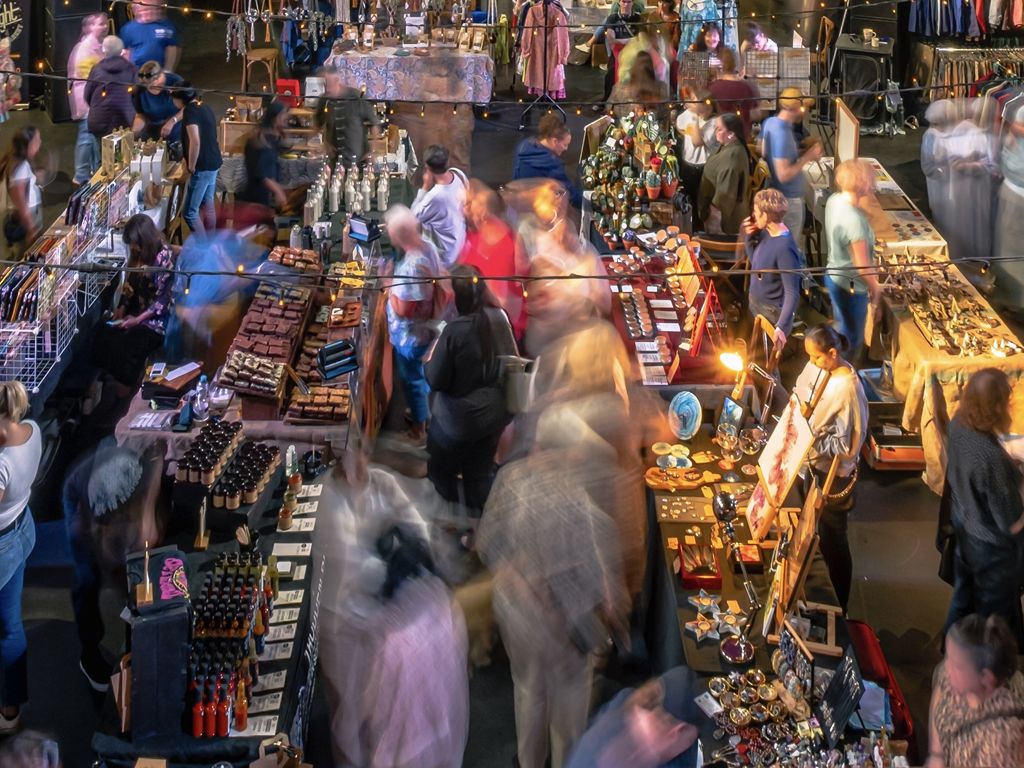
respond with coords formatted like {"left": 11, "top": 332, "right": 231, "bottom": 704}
{"left": 677, "top": 0, "right": 720, "bottom": 61}
{"left": 523, "top": 1, "right": 570, "bottom": 99}
{"left": 945, "top": 116, "right": 997, "bottom": 262}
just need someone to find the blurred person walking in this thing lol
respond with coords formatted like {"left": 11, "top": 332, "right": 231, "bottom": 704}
{"left": 84, "top": 36, "right": 137, "bottom": 145}
{"left": 480, "top": 405, "right": 627, "bottom": 768}
{"left": 120, "top": 0, "right": 179, "bottom": 70}
{"left": 411, "top": 145, "right": 469, "bottom": 268}
{"left": 512, "top": 113, "right": 582, "bottom": 210}
{"left": 459, "top": 180, "right": 527, "bottom": 340}
{"left": 0, "top": 127, "right": 42, "bottom": 259}
{"left": 385, "top": 205, "right": 447, "bottom": 445}
{"left": 67, "top": 13, "right": 108, "bottom": 185}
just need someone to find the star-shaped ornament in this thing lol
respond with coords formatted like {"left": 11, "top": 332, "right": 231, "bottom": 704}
{"left": 688, "top": 589, "right": 721, "bottom": 614}
{"left": 713, "top": 607, "right": 747, "bottom": 636}
{"left": 685, "top": 613, "right": 720, "bottom": 643}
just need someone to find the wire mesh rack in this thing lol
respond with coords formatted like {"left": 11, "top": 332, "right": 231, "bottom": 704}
{"left": 0, "top": 278, "right": 79, "bottom": 393}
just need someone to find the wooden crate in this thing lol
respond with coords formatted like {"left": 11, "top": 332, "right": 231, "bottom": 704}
{"left": 219, "top": 120, "right": 255, "bottom": 155}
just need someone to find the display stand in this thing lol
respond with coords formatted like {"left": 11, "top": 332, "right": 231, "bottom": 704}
{"left": 519, "top": 0, "right": 566, "bottom": 130}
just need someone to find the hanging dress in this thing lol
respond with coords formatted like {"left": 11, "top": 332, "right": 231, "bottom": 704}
{"left": 523, "top": 1, "right": 570, "bottom": 99}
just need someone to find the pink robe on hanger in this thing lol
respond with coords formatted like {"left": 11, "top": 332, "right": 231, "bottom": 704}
{"left": 523, "top": 1, "right": 570, "bottom": 99}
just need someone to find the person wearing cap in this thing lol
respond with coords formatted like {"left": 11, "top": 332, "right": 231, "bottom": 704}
{"left": 119, "top": 0, "right": 179, "bottom": 70}
{"left": 62, "top": 441, "right": 165, "bottom": 692}
{"left": 565, "top": 667, "right": 701, "bottom": 768}
{"left": 171, "top": 83, "right": 222, "bottom": 235}
{"left": 760, "top": 87, "right": 822, "bottom": 249}
{"left": 132, "top": 60, "right": 184, "bottom": 142}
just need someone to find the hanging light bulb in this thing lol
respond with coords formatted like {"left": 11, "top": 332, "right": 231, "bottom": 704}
{"left": 184, "top": 275, "right": 191, "bottom": 295}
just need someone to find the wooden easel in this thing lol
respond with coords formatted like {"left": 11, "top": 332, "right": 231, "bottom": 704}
{"left": 765, "top": 454, "right": 845, "bottom": 657}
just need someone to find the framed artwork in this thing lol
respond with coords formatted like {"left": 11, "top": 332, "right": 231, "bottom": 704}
{"left": 781, "top": 484, "right": 821, "bottom": 617}
{"left": 757, "top": 396, "right": 814, "bottom": 509}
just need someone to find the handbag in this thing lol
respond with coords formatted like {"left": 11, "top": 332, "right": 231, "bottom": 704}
{"left": 936, "top": 475, "right": 956, "bottom": 586}
{"left": 499, "top": 355, "right": 535, "bottom": 413}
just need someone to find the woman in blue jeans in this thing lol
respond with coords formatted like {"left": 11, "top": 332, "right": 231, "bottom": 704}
{"left": 384, "top": 205, "right": 446, "bottom": 445}
{"left": 823, "top": 159, "right": 880, "bottom": 365}
{"left": 0, "top": 381, "right": 41, "bottom": 733}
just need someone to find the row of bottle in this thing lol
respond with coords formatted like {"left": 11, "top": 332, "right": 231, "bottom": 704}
{"left": 190, "top": 675, "right": 251, "bottom": 737}
{"left": 189, "top": 637, "right": 259, "bottom": 737}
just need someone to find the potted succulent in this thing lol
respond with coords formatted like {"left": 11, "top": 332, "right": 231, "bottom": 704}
{"left": 645, "top": 169, "right": 662, "bottom": 200}
{"left": 661, "top": 166, "right": 678, "bottom": 198}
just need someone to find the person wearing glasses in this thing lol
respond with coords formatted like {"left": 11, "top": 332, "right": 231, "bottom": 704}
{"left": 132, "top": 61, "right": 184, "bottom": 142}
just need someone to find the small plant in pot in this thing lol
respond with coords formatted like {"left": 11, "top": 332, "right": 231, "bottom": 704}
{"left": 661, "top": 167, "right": 678, "bottom": 197}
{"left": 645, "top": 169, "right": 662, "bottom": 200}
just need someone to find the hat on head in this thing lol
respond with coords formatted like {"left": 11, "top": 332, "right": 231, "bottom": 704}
{"left": 779, "top": 86, "right": 812, "bottom": 112}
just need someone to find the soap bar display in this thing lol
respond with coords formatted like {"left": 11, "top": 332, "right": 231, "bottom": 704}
{"left": 220, "top": 350, "right": 286, "bottom": 398}
{"left": 286, "top": 385, "right": 351, "bottom": 424}
{"left": 267, "top": 245, "right": 321, "bottom": 273}
{"left": 228, "top": 283, "right": 312, "bottom": 364}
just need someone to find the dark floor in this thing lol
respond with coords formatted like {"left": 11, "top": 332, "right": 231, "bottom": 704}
{"left": 7, "top": 10, "right": 946, "bottom": 767}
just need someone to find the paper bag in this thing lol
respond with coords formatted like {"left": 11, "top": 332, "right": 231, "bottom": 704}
{"left": 249, "top": 735, "right": 313, "bottom": 768}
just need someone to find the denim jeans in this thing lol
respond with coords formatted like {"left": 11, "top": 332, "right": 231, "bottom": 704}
{"left": 784, "top": 196, "right": 806, "bottom": 252}
{"left": 0, "top": 511, "right": 35, "bottom": 707}
{"left": 395, "top": 343, "right": 430, "bottom": 424}
{"left": 183, "top": 169, "right": 218, "bottom": 234}
{"left": 825, "top": 275, "right": 869, "bottom": 363}
{"left": 63, "top": 488, "right": 105, "bottom": 670}
{"left": 74, "top": 120, "right": 100, "bottom": 185}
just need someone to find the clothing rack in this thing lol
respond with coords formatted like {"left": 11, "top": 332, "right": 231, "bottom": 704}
{"left": 922, "top": 46, "right": 1024, "bottom": 101}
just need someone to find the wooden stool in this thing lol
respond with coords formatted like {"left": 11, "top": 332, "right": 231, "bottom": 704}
{"left": 243, "top": 48, "right": 280, "bottom": 93}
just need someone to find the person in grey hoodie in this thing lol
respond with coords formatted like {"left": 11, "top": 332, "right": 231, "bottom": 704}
{"left": 84, "top": 36, "right": 138, "bottom": 140}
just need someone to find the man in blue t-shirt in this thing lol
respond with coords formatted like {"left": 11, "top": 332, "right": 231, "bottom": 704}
{"left": 760, "top": 86, "right": 822, "bottom": 250}
{"left": 119, "top": 1, "right": 179, "bottom": 70}
{"left": 132, "top": 61, "right": 184, "bottom": 142}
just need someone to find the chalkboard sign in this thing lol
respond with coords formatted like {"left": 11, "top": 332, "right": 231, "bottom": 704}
{"left": 813, "top": 645, "right": 865, "bottom": 749}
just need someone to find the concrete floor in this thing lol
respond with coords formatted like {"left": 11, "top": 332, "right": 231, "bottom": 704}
{"left": 7, "top": 10, "right": 946, "bottom": 766}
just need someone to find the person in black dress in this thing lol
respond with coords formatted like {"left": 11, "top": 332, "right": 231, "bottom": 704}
{"left": 238, "top": 100, "right": 288, "bottom": 212}
{"left": 944, "top": 367, "right": 1024, "bottom": 650}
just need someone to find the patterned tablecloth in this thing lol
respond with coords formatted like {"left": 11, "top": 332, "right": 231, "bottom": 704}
{"left": 330, "top": 47, "right": 494, "bottom": 103}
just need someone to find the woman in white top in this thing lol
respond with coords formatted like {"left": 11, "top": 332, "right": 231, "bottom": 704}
{"left": 676, "top": 87, "right": 718, "bottom": 230}
{"left": 792, "top": 324, "right": 868, "bottom": 613}
{"left": 0, "top": 381, "right": 41, "bottom": 732}
{"left": 0, "top": 127, "right": 42, "bottom": 259}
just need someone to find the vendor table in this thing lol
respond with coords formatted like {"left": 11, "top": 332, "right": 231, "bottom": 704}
{"left": 330, "top": 47, "right": 493, "bottom": 103}
{"left": 805, "top": 157, "right": 1024, "bottom": 491}
{"left": 92, "top": 466, "right": 325, "bottom": 766}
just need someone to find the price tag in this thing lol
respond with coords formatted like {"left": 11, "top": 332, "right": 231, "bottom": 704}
{"left": 272, "top": 542, "right": 312, "bottom": 558}
{"left": 266, "top": 623, "right": 297, "bottom": 642}
{"left": 253, "top": 670, "right": 287, "bottom": 692}
{"left": 299, "top": 484, "right": 322, "bottom": 498}
{"left": 234, "top": 715, "right": 279, "bottom": 737}
{"left": 293, "top": 564, "right": 308, "bottom": 581}
{"left": 270, "top": 607, "right": 300, "bottom": 625}
{"left": 637, "top": 352, "right": 664, "bottom": 365}
{"left": 278, "top": 517, "right": 316, "bottom": 533}
{"left": 259, "top": 641, "right": 294, "bottom": 662}
{"left": 656, "top": 321, "right": 682, "bottom": 332}
{"left": 646, "top": 284, "right": 660, "bottom": 293}
{"left": 639, "top": 365, "right": 669, "bottom": 386}
{"left": 277, "top": 589, "right": 305, "bottom": 606}
{"left": 635, "top": 340, "right": 659, "bottom": 352}
{"left": 249, "top": 691, "right": 283, "bottom": 714}
{"left": 654, "top": 310, "right": 678, "bottom": 320}
{"left": 295, "top": 501, "right": 319, "bottom": 516}
{"left": 649, "top": 299, "right": 674, "bottom": 309}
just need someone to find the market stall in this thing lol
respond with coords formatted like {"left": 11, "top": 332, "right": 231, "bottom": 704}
{"left": 92, "top": 432, "right": 326, "bottom": 765}
{"left": 330, "top": 46, "right": 493, "bottom": 103}
{"left": 805, "top": 156, "right": 1024, "bottom": 490}
{"left": 640, "top": 384, "right": 909, "bottom": 765}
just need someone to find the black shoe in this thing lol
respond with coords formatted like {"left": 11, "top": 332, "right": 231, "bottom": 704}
{"left": 80, "top": 653, "right": 111, "bottom": 693}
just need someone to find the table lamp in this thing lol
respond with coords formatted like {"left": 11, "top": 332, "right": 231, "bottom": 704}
{"left": 713, "top": 491, "right": 759, "bottom": 665}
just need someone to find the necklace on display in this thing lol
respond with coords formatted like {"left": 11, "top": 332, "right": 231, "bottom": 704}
{"left": 685, "top": 0, "right": 707, "bottom": 13}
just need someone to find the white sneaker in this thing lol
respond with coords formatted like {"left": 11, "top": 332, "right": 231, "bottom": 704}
{"left": 0, "top": 710, "right": 20, "bottom": 734}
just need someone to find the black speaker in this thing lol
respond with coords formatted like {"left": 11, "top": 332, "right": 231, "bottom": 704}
{"left": 43, "top": 10, "right": 95, "bottom": 74}
{"left": 835, "top": 34, "right": 893, "bottom": 127}
{"left": 47, "top": 0, "right": 103, "bottom": 19}
{"left": 44, "top": 78, "right": 74, "bottom": 122}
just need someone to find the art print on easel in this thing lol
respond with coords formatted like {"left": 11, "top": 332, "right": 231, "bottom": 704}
{"left": 758, "top": 396, "right": 814, "bottom": 508}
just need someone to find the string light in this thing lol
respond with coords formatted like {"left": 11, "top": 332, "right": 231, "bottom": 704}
{"left": 521, "top": 281, "right": 529, "bottom": 298}
{"left": 184, "top": 275, "right": 191, "bottom": 295}
{"left": 236, "top": 264, "right": 245, "bottom": 273}
{"left": 483, "top": 109, "right": 489, "bottom": 118}
{"left": 205, "top": 10, "right": 213, "bottom": 19}
{"left": 420, "top": 104, "right": 425, "bottom": 117}
{"left": 453, "top": 104, "right": 458, "bottom": 116}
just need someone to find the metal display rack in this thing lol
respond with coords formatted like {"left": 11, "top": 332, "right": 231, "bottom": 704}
{"left": 0, "top": 277, "right": 79, "bottom": 393}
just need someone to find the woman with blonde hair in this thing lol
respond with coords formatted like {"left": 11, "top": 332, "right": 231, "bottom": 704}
{"left": 824, "top": 158, "right": 878, "bottom": 364}
{"left": 742, "top": 188, "right": 803, "bottom": 344}
{"left": 609, "top": 50, "right": 670, "bottom": 118}
{"left": 0, "top": 381, "right": 40, "bottom": 732}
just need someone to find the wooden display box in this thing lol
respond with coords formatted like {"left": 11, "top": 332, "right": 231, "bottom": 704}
{"left": 239, "top": 392, "right": 284, "bottom": 421}
{"left": 219, "top": 120, "right": 255, "bottom": 155}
